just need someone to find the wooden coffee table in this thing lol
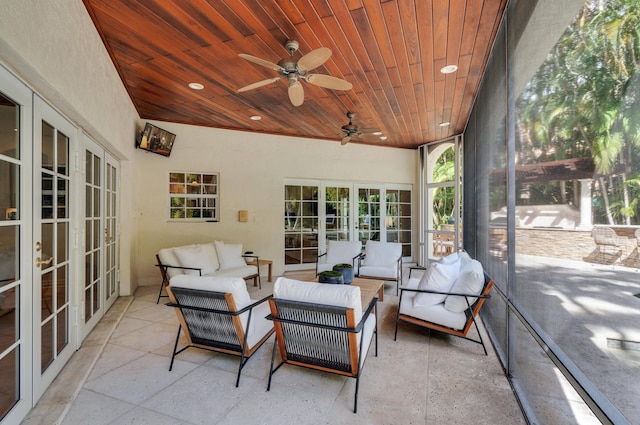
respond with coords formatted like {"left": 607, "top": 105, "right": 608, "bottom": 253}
{"left": 312, "top": 277, "right": 384, "bottom": 307}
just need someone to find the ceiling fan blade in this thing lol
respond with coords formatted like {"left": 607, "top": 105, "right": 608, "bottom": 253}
{"left": 237, "top": 77, "right": 282, "bottom": 93}
{"left": 341, "top": 136, "right": 351, "bottom": 145}
{"left": 238, "top": 53, "right": 283, "bottom": 71}
{"left": 298, "top": 47, "right": 332, "bottom": 72}
{"left": 288, "top": 80, "right": 304, "bottom": 106}
{"left": 306, "top": 74, "right": 353, "bottom": 90}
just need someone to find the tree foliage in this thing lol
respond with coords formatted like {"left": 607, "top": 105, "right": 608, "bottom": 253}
{"left": 515, "top": 0, "right": 640, "bottom": 224}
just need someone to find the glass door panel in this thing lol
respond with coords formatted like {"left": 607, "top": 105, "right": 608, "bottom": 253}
{"left": 38, "top": 120, "right": 70, "bottom": 373}
{"left": 424, "top": 138, "right": 461, "bottom": 265}
{"left": 386, "top": 189, "right": 412, "bottom": 257}
{"left": 356, "top": 187, "right": 381, "bottom": 243}
{"left": 104, "top": 152, "right": 119, "bottom": 310}
{"left": 32, "top": 96, "right": 75, "bottom": 400}
{"left": 84, "top": 147, "right": 101, "bottom": 324}
{"left": 284, "top": 184, "right": 318, "bottom": 267}
{"left": 0, "top": 85, "right": 28, "bottom": 423}
{"left": 324, "top": 185, "right": 351, "bottom": 243}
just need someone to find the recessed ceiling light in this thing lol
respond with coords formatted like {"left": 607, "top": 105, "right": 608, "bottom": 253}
{"left": 380, "top": 136, "right": 388, "bottom": 140}
{"left": 250, "top": 115, "right": 262, "bottom": 121}
{"left": 373, "top": 131, "right": 382, "bottom": 136}
{"left": 439, "top": 121, "right": 450, "bottom": 127}
{"left": 188, "top": 82, "right": 204, "bottom": 90}
{"left": 440, "top": 65, "right": 458, "bottom": 74}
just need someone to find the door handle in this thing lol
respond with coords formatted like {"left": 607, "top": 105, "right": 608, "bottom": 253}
{"left": 35, "top": 257, "right": 54, "bottom": 267}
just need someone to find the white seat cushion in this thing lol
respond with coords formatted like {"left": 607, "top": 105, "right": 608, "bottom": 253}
{"left": 444, "top": 259, "right": 485, "bottom": 313}
{"left": 245, "top": 301, "right": 274, "bottom": 349}
{"left": 413, "top": 262, "right": 459, "bottom": 307}
{"left": 358, "top": 265, "right": 398, "bottom": 280}
{"left": 400, "top": 278, "right": 467, "bottom": 330}
{"left": 213, "top": 265, "right": 258, "bottom": 279}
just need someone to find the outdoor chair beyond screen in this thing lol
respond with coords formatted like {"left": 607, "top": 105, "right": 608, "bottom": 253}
{"left": 166, "top": 275, "right": 274, "bottom": 387}
{"left": 315, "top": 240, "right": 363, "bottom": 275}
{"left": 592, "top": 226, "right": 626, "bottom": 262}
{"left": 357, "top": 240, "right": 403, "bottom": 295}
{"left": 266, "top": 278, "right": 378, "bottom": 413}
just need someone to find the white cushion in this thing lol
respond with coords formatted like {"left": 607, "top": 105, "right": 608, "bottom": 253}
{"left": 358, "top": 265, "right": 398, "bottom": 280}
{"left": 362, "top": 240, "right": 401, "bottom": 268}
{"left": 214, "top": 240, "right": 246, "bottom": 269}
{"left": 158, "top": 246, "right": 194, "bottom": 278}
{"left": 245, "top": 302, "right": 274, "bottom": 349}
{"left": 444, "top": 259, "right": 485, "bottom": 313}
{"left": 399, "top": 282, "right": 467, "bottom": 330}
{"left": 173, "top": 244, "right": 216, "bottom": 276}
{"left": 324, "top": 240, "right": 362, "bottom": 265}
{"left": 413, "top": 262, "right": 458, "bottom": 307}
{"left": 213, "top": 265, "right": 258, "bottom": 279}
{"left": 439, "top": 251, "right": 461, "bottom": 265}
{"left": 200, "top": 243, "right": 220, "bottom": 271}
{"left": 273, "top": 277, "right": 362, "bottom": 324}
{"left": 169, "top": 275, "right": 252, "bottom": 328}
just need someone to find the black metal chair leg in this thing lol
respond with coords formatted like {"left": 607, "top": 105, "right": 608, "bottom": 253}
{"left": 267, "top": 338, "right": 278, "bottom": 391}
{"left": 156, "top": 281, "right": 166, "bottom": 304}
{"left": 169, "top": 325, "right": 182, "bottom": 371}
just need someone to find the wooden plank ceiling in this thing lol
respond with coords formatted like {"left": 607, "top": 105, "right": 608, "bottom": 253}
{"left": 83, "top": 0, "right": 507, "bottom": 149}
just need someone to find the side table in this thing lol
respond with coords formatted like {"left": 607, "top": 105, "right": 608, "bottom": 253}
{"left": 245, "top": 259, "right": 273, "bottom": 282}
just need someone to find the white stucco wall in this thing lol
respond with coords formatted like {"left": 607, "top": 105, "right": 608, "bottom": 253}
{"left": 0, "top": 0, "right": 140, "bottom": 294}
{"left": 136, "top": 121, "right": 418, "bottom": 284}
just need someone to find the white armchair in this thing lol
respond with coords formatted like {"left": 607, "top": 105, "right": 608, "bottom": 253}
{"left": 357, "top": 240, "right": 402, "bottom": 295}
{"left": 315, "top": 240, "right": 362, "bottom": 275}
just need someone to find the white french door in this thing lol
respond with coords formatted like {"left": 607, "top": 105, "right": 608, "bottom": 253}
{"left": 81, "top": 136, "right": 120, "bottom": 339}
{"left": 0, "top": 64, "right": 34, "bottom": 425}
{"left": 32, "top": 95, "right": 77, "bottom": 400}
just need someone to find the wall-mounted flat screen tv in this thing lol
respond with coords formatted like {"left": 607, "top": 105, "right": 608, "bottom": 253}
{"left": 136, "top": 123, "right": 176, "bottom": 157}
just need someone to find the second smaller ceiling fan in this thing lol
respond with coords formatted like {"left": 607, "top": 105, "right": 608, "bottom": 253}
{"left": 340, "top": 112, "right": 382, "bottom": 145}
{"left": 237, "top": 40, "right": 352, "bottom": 106}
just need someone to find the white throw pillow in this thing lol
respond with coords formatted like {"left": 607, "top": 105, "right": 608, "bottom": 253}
{"left": 413, "top": 262, "right": 459, "bottom": 307}
{"left": 200, "top": 243, "right": 220, "bottom": 271}
{"left": 439, "top": 251, "right": 461, "bottom": 265}
{"left": 173, "top": 244, "right": 216, "bottom": 276}
{"left": 444, "top": 259, "right": 485, "bottom": 313}
{"left": 214, "top": 240, "right": 246, "bottom": 269}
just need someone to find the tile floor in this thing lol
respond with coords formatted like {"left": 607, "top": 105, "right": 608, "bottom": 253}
{"left": 22, "top": 271, "right": 525, "bottom": 425}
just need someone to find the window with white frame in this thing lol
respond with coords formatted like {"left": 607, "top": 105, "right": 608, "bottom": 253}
{"left": 169, "top": 172, "right": 219, "bottom": 221}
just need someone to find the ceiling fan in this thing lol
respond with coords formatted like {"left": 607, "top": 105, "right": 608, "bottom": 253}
{"left": 340, "top": 112, "right": 382, "bottom": 145}
{"left": 237, "top": 40, "right": 353, "bottom": 106}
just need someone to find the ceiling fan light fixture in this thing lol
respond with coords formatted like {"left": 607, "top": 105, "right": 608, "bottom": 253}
{"left": 373, "top": 131, "right": 382, "bottom": 136}
{"left": 380, "top": 136, "right": 388, "bottom": 140}
{"left": 188, "top": 82, "right": 204, "bottom": 90}
{"left": 440, "top": 65, "right": 458, "bottom": 74}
